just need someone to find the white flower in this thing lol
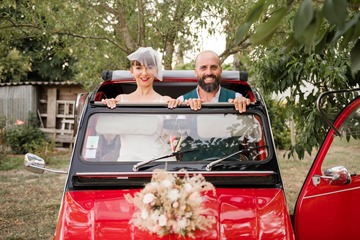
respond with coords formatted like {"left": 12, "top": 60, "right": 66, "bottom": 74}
{"left": 149, "top": 181, "right": 159, "bottom": 188}
{"left": 167, "top": 188, "right": 179, "bottom": 202}
{"left": 184, "top": 183, "right": 193, "bottom": 192}
{"left": 178, "top": 217, "right": 187, "bottom": 229}
{"left": 161, "top": 179, "right": 172, "bottom": 188}
{"left": 150, "top": 210, "right": 160, "bottom": 221}
{"left": 158, "top": 214, "right": 167, "bottom": 226}
{"left": 141, "top": 209, "right": 149, "bottom": 219}
{"left": 143, "top": 193, "right": 155, "bottom": 204}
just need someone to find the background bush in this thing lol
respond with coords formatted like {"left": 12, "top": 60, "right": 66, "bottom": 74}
{"left": 4, "top": 112, "right": 48, "bottom": 154}
{"left": 265, "top": 97, "right": 292, "bottom": 150}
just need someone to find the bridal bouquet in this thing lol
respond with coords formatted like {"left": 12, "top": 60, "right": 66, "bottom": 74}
{"left": 125, "top": 169, "right": 216, "bottom": 238}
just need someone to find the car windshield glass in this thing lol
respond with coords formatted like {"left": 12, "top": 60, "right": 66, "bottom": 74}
{"left": 81, "top": 112, "right": 268, "bottom": 162}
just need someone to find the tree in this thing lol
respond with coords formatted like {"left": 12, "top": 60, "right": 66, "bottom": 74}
{"left": 232, "top": 0, "right": 360, "bottom": 158}
{"left": 235, "top": 0, "right": 360, "bottom": 75}
{"left": 1, "top": 0, "right": 217, "bottom": 89}
{"left": 0, "top": 2, "right": 75, "bottom": 82}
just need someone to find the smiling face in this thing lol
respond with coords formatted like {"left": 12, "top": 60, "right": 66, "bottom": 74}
{"left": 130, "top": 60, "right": 157, "bottom": 87}
{"left": 194, "top": 51, "right": 222, "bottom": 93}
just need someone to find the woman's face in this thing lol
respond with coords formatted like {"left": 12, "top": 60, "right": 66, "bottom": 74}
{"left": 130, "top": 63, "right": 157, "bottom": 87}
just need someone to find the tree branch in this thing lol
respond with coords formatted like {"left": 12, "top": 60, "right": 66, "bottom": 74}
{"left": 56, "top": 32, "right": 127, "bottom": 52}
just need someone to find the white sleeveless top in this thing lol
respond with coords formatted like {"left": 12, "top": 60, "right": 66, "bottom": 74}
{"left": 117, "top": 95, "right": 174, "bottom": 161}
{"left": 119, "top": 95, "right": 165, "bottom": 102}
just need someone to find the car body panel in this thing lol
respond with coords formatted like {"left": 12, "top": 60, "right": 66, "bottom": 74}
{"left": 294, "top": 93, "right": 360, "bottom": 240}
{"left": 54, "top": 188, "right": 293, "bottom": 240}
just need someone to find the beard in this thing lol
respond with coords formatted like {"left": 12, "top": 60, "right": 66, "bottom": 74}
{"left": 198, "top": 74, "right": 220, "bottom": 93}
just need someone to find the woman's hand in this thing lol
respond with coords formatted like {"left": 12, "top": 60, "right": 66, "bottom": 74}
{"left": 167, "top": 99, "right": 182, "bottom": 109}
{"left": 101, "top": 98, "right": 118, "bottom": 109}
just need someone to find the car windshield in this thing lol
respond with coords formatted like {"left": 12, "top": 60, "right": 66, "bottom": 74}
{"left": 81, "top": 112, "right": 268, "bottom": 163}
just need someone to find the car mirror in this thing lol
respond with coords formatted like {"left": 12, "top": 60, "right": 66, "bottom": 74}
{"left": 24, "top": 153, "right": 45, "bottom": 174}
{"left": 24, "top": 153, "right": 68, "bottom": 175}
{"left": 324, "top": 166, "right": 352, "bottom": 185}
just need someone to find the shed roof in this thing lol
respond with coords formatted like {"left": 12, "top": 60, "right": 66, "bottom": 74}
{"left": 0, "top": 81, "right": 82, "bottom": 87}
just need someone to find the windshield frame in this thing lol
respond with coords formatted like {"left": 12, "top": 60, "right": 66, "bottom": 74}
{"left": 72, "top": 103, "right": 275, "bottom": 172}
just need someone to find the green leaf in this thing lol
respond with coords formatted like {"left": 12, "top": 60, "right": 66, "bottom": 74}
{"left": 283, "top": 34, "right": 300, "bottom": 52}
{"left": 323, "top": 0, "right": 347, "bottom": 28}
{"left": 314, "top": 30, "right": 331, "bottom": 54}
{"left": 350, "top": 39, "right": 360, "bottom": 76}
{"left": 234, "top": 23, "right": 251, "bottom": 46}
{"left": 234, "top": 0, "right": 266, "bottom": 45}
{"left": 251, "top": 7, "right": 288, "bottom": 45}
{"left": 245, "top": 0, "right": 266, "bottom": 23}
{"left": 303, "top": 10, "right": 322, "bottom": 52}
{"left": 293, "top": 0, "right": 313, "bottom": 41}
{"left": 332, "top": 12, "right": 360, "bottom": 43}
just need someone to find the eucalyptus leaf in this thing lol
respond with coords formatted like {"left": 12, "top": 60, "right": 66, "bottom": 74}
{"left": 245, "top": 0, "right": 266, "bottom": 23}
{"left": 234, "top": 0, "right": 266, "bottom": 45}
{"left": 234, "top": 23, "right": 251, "bottom": 46}
{"left": 323, "top": 0, "right": 347, "bottom": 28}
{"left": 332, "top": 12, "right": 360, "bottom": 43}
{"left": 350, "top": 40, "right": 360, "bottom": 76}
{"left": 293, "top": 0, "right": 313, "bottom": 41}
{"left": 251, "top": 7, "right": 288, "bottom": 45}
{"left": 303, "top": 10, "right": 323, "bottom": 52}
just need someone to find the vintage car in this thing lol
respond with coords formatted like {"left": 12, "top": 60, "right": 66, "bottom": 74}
{"left": 25, "top": 70, "right": 360, "bottom": 239}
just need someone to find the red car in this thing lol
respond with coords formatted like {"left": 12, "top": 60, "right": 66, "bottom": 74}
{"left": 25, "top": 70, "right": 360, "bottom": 239}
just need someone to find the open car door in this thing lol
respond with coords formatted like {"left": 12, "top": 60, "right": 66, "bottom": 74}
{"left": 294, "top": 89, "right": 360, "bottom": 240}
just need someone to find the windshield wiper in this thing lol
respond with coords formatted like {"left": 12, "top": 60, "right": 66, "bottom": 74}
{"left": 132, "top": 149, "right": 198, "bottom": 172}
{"left": 205, "top": 145, "right": 268, "bottom": 171}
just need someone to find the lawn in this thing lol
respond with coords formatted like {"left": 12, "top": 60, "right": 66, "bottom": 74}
{"left": 0, "top": 151, "right": 70, "bottom": 240}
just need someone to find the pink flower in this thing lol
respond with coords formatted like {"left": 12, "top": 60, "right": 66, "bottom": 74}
{"left": 15, "top": 119, "right": 25, "bottom": 125}
{"left": 172, "top": 201, "right": 179, "bottom": 208}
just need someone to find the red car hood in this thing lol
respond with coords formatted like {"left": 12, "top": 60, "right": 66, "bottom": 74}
{"left": 53, "top": 188, "right": 294, "bottom": 240}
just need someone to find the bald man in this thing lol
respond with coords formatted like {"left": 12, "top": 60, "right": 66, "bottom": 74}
{"left": 176, "top": 50, "right": 250, "bottom": 113}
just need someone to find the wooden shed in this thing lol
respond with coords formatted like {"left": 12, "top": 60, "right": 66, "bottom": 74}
{"left": 0, "top": 81, "right": 85, "bottom": 147}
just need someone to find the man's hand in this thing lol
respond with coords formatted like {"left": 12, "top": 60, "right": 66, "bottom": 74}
{"left": 228, "top": 97, "right": 251, "bottom": 113}
{"left": 185, "top": 98, "right": 204, "bottom": 111}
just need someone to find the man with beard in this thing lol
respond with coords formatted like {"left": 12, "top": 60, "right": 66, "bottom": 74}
{"left": 177, "top": 50, "right": 250, "bottom": 113}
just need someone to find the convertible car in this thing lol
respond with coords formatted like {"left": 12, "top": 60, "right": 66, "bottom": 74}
{"left": 25, "top": 70, "right": 360, "bottom": 239}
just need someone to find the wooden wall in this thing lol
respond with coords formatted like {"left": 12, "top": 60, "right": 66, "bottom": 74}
{"left": 0, "top": 82, "right": 85, "bottom": 148}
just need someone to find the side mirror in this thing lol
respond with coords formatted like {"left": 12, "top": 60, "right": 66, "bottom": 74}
{"left": 24, "top": 153, "right": 45, "bottom": 174}
{"left": 312, "top": 166, "right": 351, "bottom": 186}
{"left": 324, "top": 166, "right": 351, "bottom": 185}
{"left": 24, "top": 153, "right": 68, "bottom": 175}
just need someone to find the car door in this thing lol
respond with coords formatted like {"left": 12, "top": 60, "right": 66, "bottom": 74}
{"left": 294, "top": 90, "right": 360, "bottom": 240}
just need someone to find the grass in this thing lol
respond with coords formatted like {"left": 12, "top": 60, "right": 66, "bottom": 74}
{"left": 0, "top": 151, "right": 70, "bottom": 240}
{"left": 0, "top": 138, "right": 358, "bottom": 239}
